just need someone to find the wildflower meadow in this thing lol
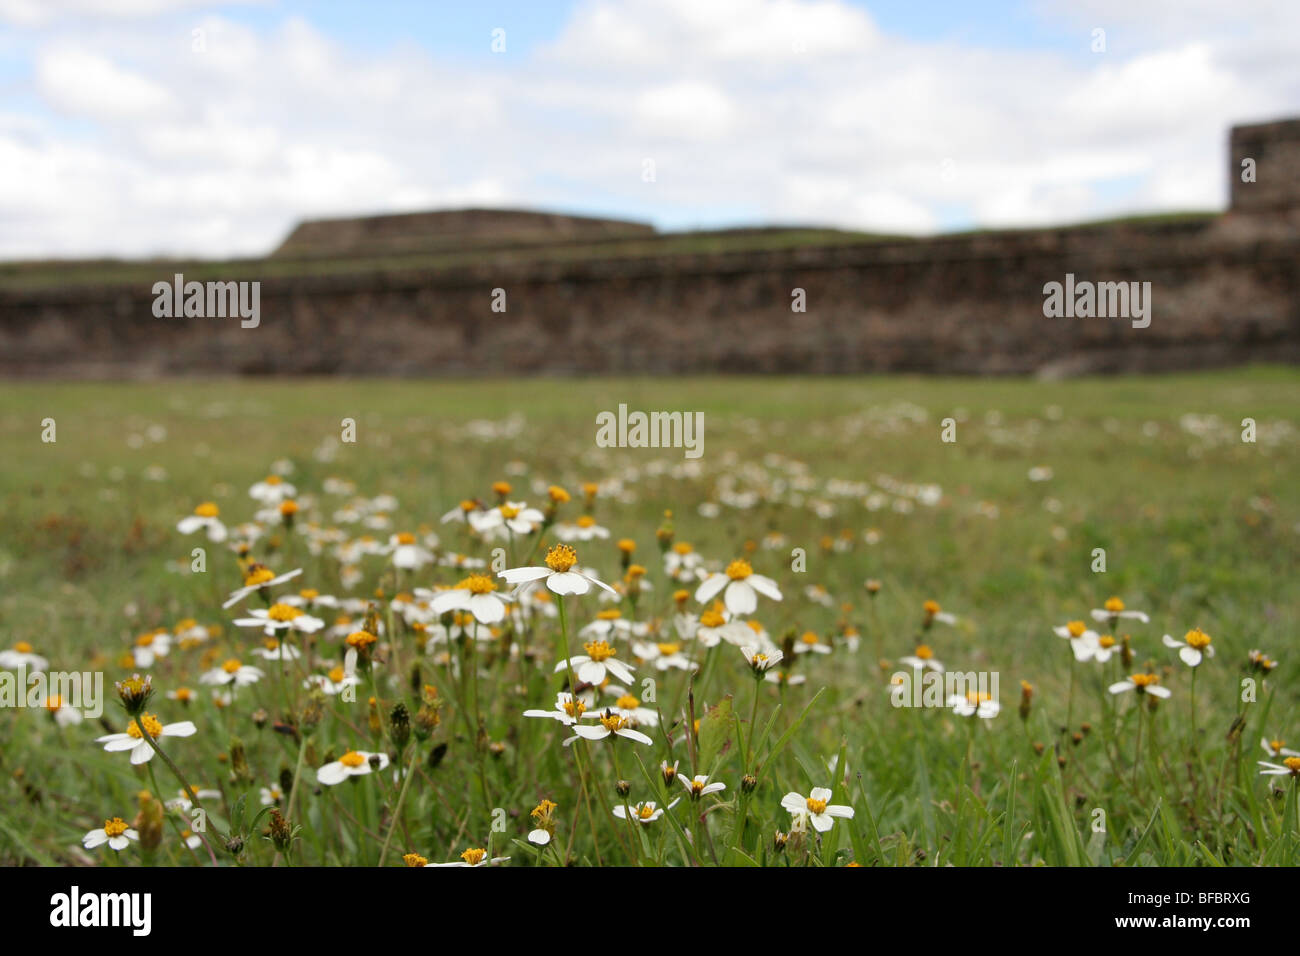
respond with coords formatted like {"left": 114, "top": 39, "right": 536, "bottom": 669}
{"left": 1, "top": 370, "right": 1296, "bottom": 871}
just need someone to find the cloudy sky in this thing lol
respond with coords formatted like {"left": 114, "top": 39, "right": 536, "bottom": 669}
{"left": 1, "top": 0, "right": 1297, "bottom": 259}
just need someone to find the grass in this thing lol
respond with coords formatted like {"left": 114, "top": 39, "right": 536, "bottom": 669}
{"left": 0, "top": 367, "right": 1296, "bottom": 866}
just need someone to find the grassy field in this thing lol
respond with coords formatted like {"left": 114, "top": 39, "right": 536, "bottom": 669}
{"left": 0, "top": 367, "right": 1297, "bottom": 866}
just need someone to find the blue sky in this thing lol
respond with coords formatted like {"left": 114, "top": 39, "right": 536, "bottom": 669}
{"left": 0, "top": 0, "right": 1296, "bottom": 258}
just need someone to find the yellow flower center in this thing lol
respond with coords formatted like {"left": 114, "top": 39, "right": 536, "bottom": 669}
{"left": 656, "top": 643, "right": 680, "bottom": 656}
{"left": 1184, "top": 627, "right": 1211, "bottom": 650}
{"left": 1099, "top": 635, "right": 1116, "bottom": 648}
{"left": 243, "top": 566, "right": 275, "bottom": 587}
{"left": 563, "top": 699, "right": 586, "bottom": 718}
{"left": 338, "top": 751, "right": 367, "bottom": 768}
{"left": 458, "top": 574, "right": 496, "bottom": 595}
{"left": 396, "top": 532, "right": 416, "bottom": 545}
{"left": 1105, "top": 597, "right": 1125, "bottom": 612}
{"left": 459, "top": 499, "right": 477, "bottom": 512}
{"left": 673, "top": 542, "right": 693, "bottom": 555}
{"left": 637, "top": 804, "right": 656, "bottom": 820}
{"left": 126, "top": 713, "right": 164, "bottom": 738}
{"left": 194, "top": 502, "right": 219, "bottom": 518}
{"left": 584, "top": 640, "right": 615, "bottom": 662}
{"left": 403, "top": 853, "right": 428, "bottom": 867}
{"left": 597, "top": 609, "right": 622, "bottom": 621}
{"left": 751, "top": 652, "right": 769, "bottom": 666}
{"left": 46, "top": 695, "right": 63, "bottom": 711}
{"left": 14, "top": 641, "right": 33, "bottom": 653}
{"left": 265, "top": 475, "right": 282, "bottom": 486}
{"left": 618, "top": 538, "right": 636, "bottom": 553}
{"left": 299, "top": 589, "right": 319, "bottom": 600}
{"left": 616, "top": 694, "right": 640, "bottom": 709}
{"left": 327, "top": 666, "right": 345, "bottom": 683}
{"left": 626, "top": 564, "right": 646, "bottom": 579}
{"left": 545, "top": 544, "right": 578, "bottom": 573}
{"left": 221, "top": 658, "right": 242, "bottom": 674}
{"left": 915, "top": 644, "right": 933, "bottom": 660}
{"left": 263, "top": 638, "right": 281, "bottom": 651}
{"left": 499, "top": 504, "right": 520, "bottom": 520}
{"left": 577, "top": 515, "right": 595, "bottom": 528}
{"left": 279, "top": 500, "right": 298, "bottom": 516}
{"left": 532, "top": 799, "right": 558, "bottom": 819}
{"left": 135, "top": 632, "right": 155, "bottom": 647}
{"left": 548, "top": 485, "right": 570, "bottom": 503}
{"left": 1130, "top": 673, "right": 1160, "bottom": 689}
{"left": 600, "top": 713, "right": 628, "bottom": 732}
{"left": 492, "top": 481, "right": 512, "bottom": 496}
{"left": 725, "top": 559, "right": 753, "bottom": 580}
{"left": 1066, "top": 620, "right": 1087, "bottom": 638}
{"left": 699, "top": 610, "right": 726, "bottom": 628}
{"left": 1269, "top": 739, "right": 1285, "bottom": 753}
{"left": 923, "top": 600, "right": 941, "bottom": 615}
{"left": 460, "top": 848, "right": 487, "bottom": 865}
{"left": 800, "top": 632, "right": 820, "bottom": 645}
{"left": 347, "top": 630, "right": 377, "bottom": 649}
{"left": 103, "top": 818, "right": 129, "bottom": 838}
{"left": 806, "top": 797, "right": 828, "bottom": 814}
{"left": 267, "top": 603, "right": 302, "bottom": 622}
{"left": 1284, "top": 757, "right": 1300, "bottom": 773}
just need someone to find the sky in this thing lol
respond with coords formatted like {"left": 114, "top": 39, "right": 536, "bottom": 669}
{"left": 1, "top": 0, "right": 1297, "bottom": 259}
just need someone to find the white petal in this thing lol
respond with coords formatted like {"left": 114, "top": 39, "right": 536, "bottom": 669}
{"left": 469, "top": 593, "right": 506, "bottom": 624}
{"left": 316, "top": 762, "right": 349, "bottom": 785}
{"left": 747, "top": 575, "right": 783, "bottom": 601}
{"left": 724, "top": 580, "right": 757, "bottom": 616}
{"left": 1179, "top": 647, "right": 1202, "bottom": 667}
{"left": 547, "top": 572, "right": 591, "bottom": 596}
{"left": 694, "top": 575, "right": 727, "bottom": 604}
{"left": 499, "top": 567, "right": 550, "bottom": 584}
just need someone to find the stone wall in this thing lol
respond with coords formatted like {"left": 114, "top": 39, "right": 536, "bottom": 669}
{"left": 1, "top": 120, "right": 1297, "bottom": 379}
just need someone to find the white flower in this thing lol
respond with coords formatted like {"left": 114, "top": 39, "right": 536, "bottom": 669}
{"left": 780, "top": 787, "right": 854, "bottom": 833}
{"left": 233, "top": 603, "right": 324, "bottom": 635}
{"left": 1261, "top": 737, "right": 1300, "bottom": 759}
{"left": 613, "top": 799, "right": 680, "bottom": 824}
{"left": 177, "top": 502, "right": 227, "bottom": 542}
{"left": 317, "top": 749, "right": 390, "bottom": 786}
{"left": 426, "top": 848, "right": 510, "bottom": 867}
{"left": 424, "top": 574, "right": 511, "bottom": 625}
{"left": 1162, "top": 628, "right": 1215, "bottom": 668}
{"left": 166, "top": 786, "right": 221, "bottom": 812}
{"left": 601, "top": 686, "right": 659, "bottom": 726}
{"left": 1053, "top": 621, "right": 1102, "bottom": 662}
{"left": 83, "top": 818, "right": 139, "bottom": 852}
{"left": 899, "top": 645, "right": 943, "bottom": 672}
{"left": 250, "top": 639, "right": 303, "bottom": 662}
{"left": 631, "top": 640, "right": 695, "bottom": 672}
{"left": 201, "top": 658, "right": 265, "bottom": 687}
{"left": 96, "top": 714, "right": 197, "bottom": 765}
{"left": 1257, "top": 758, "right": 1300, "bottom": 778}
{"left": 0, "top": 641, "right": 48, "bottom": 671}
{"left": 303, "top": 662, "right": 359, "bottom": 696}
{"left": 679, "top": 774, "right": 726, "bottom": 799}
{"left": 792, "top": 631, "right": 832, "bottom": 655}
{"left": 523, "top": 692, "right": 592, "bottom": 726}
{"left": 948, "top": 692, "right": 1000, "bottom": 720}
{"left": 565, "top": 711, "right": 653, "bottom": 747}
{"left": 500, "top": 544, "right": 617, "bottom": 598}
{"left": 695, "top": 559, "right": 782, "bottom": 615}
{"left": 580, "top": 611, "right": 646, "bottom": 641}
{"left": 681, "top": 609, "right": 752, "bottom": 648}
{"left": 249, "top": 475, "right": 296, "bottom": 504}
{"left": 222, "top": 566, "right": 303, "bottom": 609}
{"left": 129, "top": 631, "right": 172, "bottom": 669}
{"left": 470, "top": 501, "right": 544, "bottom": 539}
{"left": 387, "top": 532, "right": 434, "bottom": 570}
{"left": 739, "top": 645, "right": 782, "bottom": 674}
{"left": 553, "top": 515, "right": 610, "bottom": 542}
{"left": 555, "top": 639, "right": 635, "bottom": 685}
{"left": 1091, "top": 597, "right": 1149, "bottom": 624}
{"left": 1108, "top": 674, "right": 1171, "bottom": 699}
{"left": 260, "top": 783, "right": 284, "bottom": 806}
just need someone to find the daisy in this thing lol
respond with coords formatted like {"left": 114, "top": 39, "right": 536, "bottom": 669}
{"left": 565, "top": 711, "right": 653, "bottom": 747}
{"left": 222, "top": 565, "right": 303, "bottom": 609}
{"left": 1162, "top": 628, "right": 1215, "bottom": 667}
{"left": 387, "top": 532, "right": 434, "bottom": 570}
{"left": 440, "top": 499, "right": 480, "bottom": 524}
{"left": 631, "top": 640, "right": 696, "bottom": 672}
{"left": 601, "top": 687, "right": 659, "bottom": 726}
{"left": 83, "top": 817, "right": 138, "bottom": 852}
{"left": 1087, "top": 634, "right": 1123, "bottom": 663}
{"left": 1053, "top": 620, "right": 1101, "bottom": 662}
{"left": 781, "top": 787, "right": 855, "bottom": 833}
{"left": 555, "top": 639, "right": 636, "bottom": 685}
{"left": 304, "top": 663, "right": 359, "bottom": 696}
{"left": 523, "top": 692, "right": 591, "bottom": 726}
{"left": 580, "top": 609, "right": 645, "bottom": 642}
{"left": 250, "top": 638, "right": 304, "bottom": 662}
{"left": 554, "top": 514, "right": 610, "bottom": 542}
{"left": 282, "top": 588, "right": 340, "bottom": 611}
{"left": 96, "top": 712, "right": 197, "bottom": 765}
{"left": 260, "top": 783, "right": 285, "bottom": 806}
{"left": 948, "top": 691, "right": 1000, "bottom": 720}
{"left": 426, "top": 574, "right": 511, "bottom": 625}
{"left": 0, "top": 641, "right": 48, "bottom": 671}
{"left": 921, "top": 600, "right": 958, "bottom": 627}
{"left": 663, "top": 541, "right": 705, "bottom": 580}
{"left": 500, "top": 544, "right": 617, "bottom": 597}
{"left": 613, "top": 799, "right": 680, "bottom": 824}
{"left": 317, "top": 749, "right": 390, "bottom": 785}
{"left": 166, "top": 785, "right": 222, "bottom": 812}
{"left": 426, "top": 848, "right": 510, "bottom": 867}
{"left": 680, "top": 608, "right": 751, "bottom": 648}
{"left": 234, "top": 603, "right": 325, "bottom": 636}
{"left": 1091, "top": 596, "right": 1149, "bottom": 625}
{"left": 679, "top": 774, "right": 726, "bottom": 800}
{"left": 470, "top": 501, "right": 544, "bottom": 539}
{"left": 740, "top": 645, "right": 783, "bottom": 675}
{"left": 249, "top": 475, "right": 296, "bottom": 504}
{"left": 900, "top": 644, "right": 943, "bottom": 672}
{"left": 200, "top": 658, "right": 265, "bottom": 687}
{"left": 1258, "top": 757, "right": 1300, "bottom": 778}
{"left": 176, "top": 502, "right": 227, "bottom": 542}
{"left": 793, "top": 630, "right": 832, "bottom": 656}
{"left": 528, "top": 799, "right": 559, "bottom": 846}
{"left": 1108, "top": 673, "right": 1171, "bottom": 699}
{"left": 1261, "top": 737, "right": 1300, "bottom": 759}
{"left": 695, "top": 559, "right": 782, "bottom": 615}
{"left": 44, "top": 694, "right": 83, "bottom": 727}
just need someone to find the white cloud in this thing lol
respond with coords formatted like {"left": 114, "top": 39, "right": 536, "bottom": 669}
{"left": 1, "top": 0, "right": 1298, "bottom": 258}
